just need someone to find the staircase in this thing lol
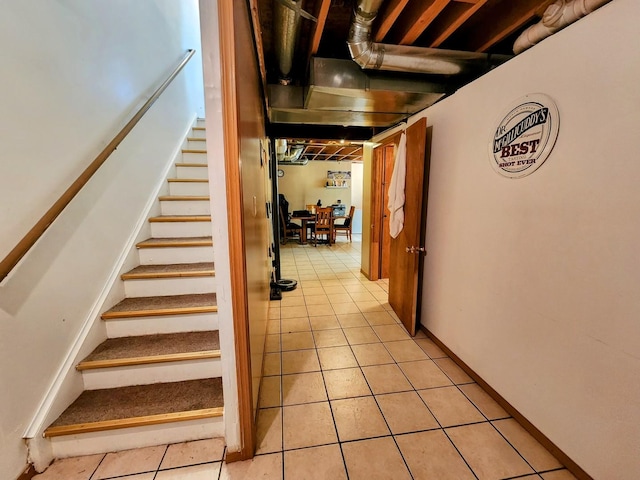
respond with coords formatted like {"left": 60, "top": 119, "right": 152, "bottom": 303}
{"left": 43, "top": 121, "right": 225, "bottom": 458}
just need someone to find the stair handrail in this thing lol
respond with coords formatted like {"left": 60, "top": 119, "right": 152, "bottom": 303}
{"left": 0, "top": 49, "right": 196, "bottom": 283}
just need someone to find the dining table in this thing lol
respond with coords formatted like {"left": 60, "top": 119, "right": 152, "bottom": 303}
{"left": 290, "top": 214, "right": 316, "bottom": 244}
{"left": 292, "top": 212, "right": 348, "bottom": 245}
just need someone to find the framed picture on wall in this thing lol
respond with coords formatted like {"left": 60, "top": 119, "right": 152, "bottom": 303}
{"left": 327, "top": 170, "right": 351, "bottom": 187}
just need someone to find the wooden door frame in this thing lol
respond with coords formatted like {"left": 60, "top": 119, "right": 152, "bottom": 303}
{"left": 218, "top": 0, "right": 256, "bottom": 462}
{"left": 369, "top": 132, "right": 402, "bottom": 280}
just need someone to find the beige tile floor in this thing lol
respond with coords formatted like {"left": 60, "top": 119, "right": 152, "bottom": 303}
{"left": 33, "top": 236, "right": 578, "bottom": 480}
{"left": 253, "top": 236, "right": 578, "bottom": 480}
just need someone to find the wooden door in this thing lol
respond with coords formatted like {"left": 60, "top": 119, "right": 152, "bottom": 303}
{"left": 388, "top": 118, "right": 428, "bottom": 336}
{"left": 380, "top": 146, "right": 394, "bottom": 278}
{"left": 370, "top": 133, "right": 401, "bottom": 281}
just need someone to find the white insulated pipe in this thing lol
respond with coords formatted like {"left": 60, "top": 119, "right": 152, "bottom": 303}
{"left": 513, "top": 0, "right": 612, "bottom": 54}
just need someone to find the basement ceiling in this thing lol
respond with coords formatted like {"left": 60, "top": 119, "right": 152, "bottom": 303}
{"left": 250, "top": 0, "right": 554, "bottom": 143}
{"left": 282, "top": 139, "right": 364, "bottom": 163}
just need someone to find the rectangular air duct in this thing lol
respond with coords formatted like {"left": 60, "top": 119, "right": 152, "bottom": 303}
{"left": 268, "top": 58, "right": 451, "bottom": 127}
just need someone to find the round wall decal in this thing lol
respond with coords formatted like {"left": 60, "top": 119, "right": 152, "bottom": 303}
{"left": 489, "top": 93, "right": 559, "bottom": 179}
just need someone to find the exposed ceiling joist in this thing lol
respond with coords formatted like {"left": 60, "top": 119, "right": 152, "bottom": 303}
{"left": 424, "top": 0, "right": 490, "bottom": 47}
{"left": 307, "top": 0, "right": 331, "bottom": 61}
{"left": 459, "top": 0, "right": 555, "bottom": 52}
{"left": 391, "top": 0, "right": 451, "bottom": 45}
{"left": 373, "top": 0, "right": 410, "bottom": 42}
{"left": 255, "top": 0, "right": 558, "bottom": 144}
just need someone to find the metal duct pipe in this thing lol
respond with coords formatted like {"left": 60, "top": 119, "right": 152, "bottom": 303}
{"left": 513, "top": 0, "right": 612, "bottom": 54}
{"left": 274, "top": 0, "right": 303, "bottom": 83}
{"left": 277, "top": 145, "right": 304, "bottom": 163}
{"left": 347, "top": 0, "right": 508, "bottom": 76}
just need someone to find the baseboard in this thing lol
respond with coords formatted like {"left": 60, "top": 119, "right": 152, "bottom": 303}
{"left": 225, "top": 449, "right": 253, "bottom": 463}
{"left": 420, "top": 326, "right": 593, "bottom": 480}
{"left": 360, "top": 268, "right": 372, "bottom": 280}
{"left": 15, "top": 465, "right": 37, "bottom": 480}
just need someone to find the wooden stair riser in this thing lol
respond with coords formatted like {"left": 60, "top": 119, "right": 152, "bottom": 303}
{"left": 124, "top": 275, "right": 216, "bottom": 297}
{"left": 49, "top": 416, "right": 223, "bottom": 459}
{"left": 168, "top": 180, "right": 210, "bottom": 196}
{"left": 180, "top": 151, "right": 208, "bottom": 164}
{"left": 195, "top": 118, "right": 206, "bottom": 128}
{"left": 160, "top": 199, "right": 211, "bottom": 216}
{"left": 149, "top": 221, "right": 212, "bottom": 239}
{"left": 176, "top": 164, "right": 208, "bottom": 179}
{"left": 104, "top": 312, "right": 219, "bottom": 338}
{"left": 81, "top": 357, "right": 222, "bottom": 390}
{"left": 187, "top": 138, "right": 207, "bottom": 149}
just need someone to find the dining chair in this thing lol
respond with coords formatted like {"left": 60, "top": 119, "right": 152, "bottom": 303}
{"left": 333, "top": 205, "right": 355, "bottom": 242}
{"left": 310, "top": 207, "right": 333, "bottom": 246}
{"left": 279, "top": 206, "right": 301, "bottom": 244}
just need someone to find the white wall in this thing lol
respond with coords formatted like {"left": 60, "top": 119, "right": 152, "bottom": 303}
{"left": 278, "top": 161, "right": 352, "bottom": 212}
{"left": 415, "top": 1, "right": 639, "bottom": 478}
{"left": 350, "top": 163, "right": 364, "bottom": 234}
{"left": 0, "top": 2, "right": 204, "bottom": 477}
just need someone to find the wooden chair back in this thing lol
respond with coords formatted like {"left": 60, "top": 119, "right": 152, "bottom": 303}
{"left": 333, "top": 205, "right": 355, "bottom": 242}
{"left": 279, "top": 205, "right": 300, "bottom": 244}
{"left": 312, "top": 207, "right": 333, "bottom": 246}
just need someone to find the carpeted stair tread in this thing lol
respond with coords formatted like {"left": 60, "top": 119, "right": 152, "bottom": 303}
{"left": 122, "top": 262, "right": 215, "bottom": 279}
{"left": 48, "top": 378, "right": 223, "bottom": 429}
{"left": 80, "top": 331, "right": 220, "bottom": 364}
{"left": 103, "top": 293, "right": 216, "bottom": 317}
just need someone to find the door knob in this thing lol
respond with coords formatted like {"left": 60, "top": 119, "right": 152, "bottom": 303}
{"left": 405, "top": 246, "right": 426, "bottom": 254}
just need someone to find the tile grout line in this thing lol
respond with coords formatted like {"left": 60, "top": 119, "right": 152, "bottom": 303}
{"left": 279, "top": 241, "right": 555, "bottom": 480}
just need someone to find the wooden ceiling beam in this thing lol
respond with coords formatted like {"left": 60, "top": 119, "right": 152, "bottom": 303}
{"left": 337, "top": 147, "right": 363, "bottom": 161}
{"left": 426, "top": 0, "right": 490, "bottom": 47}
{"left": 373, "top": 0, "right": 410, "bottom": 42}
{"left": 467, "top": 0, "right": 554, "bottom": 52}
{"left": 392, "top": 0, "right": 451, "bottom": 45}
{"left": 311, "top": 146, "right": 326, "bottom": 161}
{"left": 307, "top": 0, "right": 331, "bottom": 62}
{"left": 325, "top": 147, "right": 347, "bottom": 161}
